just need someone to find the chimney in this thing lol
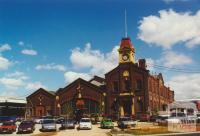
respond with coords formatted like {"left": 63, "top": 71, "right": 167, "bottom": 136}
{"left": 138, "top": 59, "right": 146, "bottom": 69}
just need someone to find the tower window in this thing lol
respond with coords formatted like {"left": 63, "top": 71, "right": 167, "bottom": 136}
{"left": 113, "top": 81, "right": 119, "bottom": 92}
{"left": 136, "top": 80, "right": 142, "bottom": 90}
{"left": 124, "top": 80, "right": 131, "bottom": 91}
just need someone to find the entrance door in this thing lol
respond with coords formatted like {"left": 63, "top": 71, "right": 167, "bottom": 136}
{"left": 36, "top": 106, "right": 45, "bottom": 117}
{"left": 123, "top": 100, "right": 132, "bottom": 116}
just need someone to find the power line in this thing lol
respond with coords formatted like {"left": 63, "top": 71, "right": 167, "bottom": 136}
{"left": 147, "top": 63, "right": 200, "bottom": 73}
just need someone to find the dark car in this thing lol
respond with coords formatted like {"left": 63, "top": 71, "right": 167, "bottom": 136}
{"left": 60, "top": 119, "right": 75, "bottom": 129}
{"left": 117, "top": 117, "right": 137, "bottom": 128}
{"left": 156, "top": 115, "right": 169, "bottom": 126}
{"left": 56, "top": 117, "right": 65, "bottom": 124}
{"left": 91, "top": 113, "right": 100, "bottom": 124}
{"left": 139, "top": 114, "right": 150, "bottom": 122}
{"left": 149, "top": 115, "right": 158, "bottom": 122}
{"left": 17, "top": 120, "right": 35, "bottom": 133}
{"left": 0, "top": 121, "right": 17, "bottom": 134}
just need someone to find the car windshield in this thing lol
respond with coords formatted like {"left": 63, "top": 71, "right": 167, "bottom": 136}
{"left": 80, "top": 119, "right": 90, "bottom": 122}
{"left": 42, "top": 119, "right": 55, "bottom": 124}
{"left": 158, "top": 116, "right": 168, "bottom": 120}
{"left": 21, "top": 121, "right": 32, "bottom": 125}
{"left": 120, "top": 117, "right": 131, "bottom": 121}
{"left": 2, "top": 122, "right": 14, "bottom": 126}
{"left": 104, "top": 119, "right": 112, "bottom": 122}
{"left": 65, "top": 119, "right": 74, "bottom": 122}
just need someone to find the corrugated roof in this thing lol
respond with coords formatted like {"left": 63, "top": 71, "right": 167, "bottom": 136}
{"left": 169, "top": 101, "right": 197, "bottom": 110}
{"left": 0, "top": 97, "right": 26, "bottom": 104}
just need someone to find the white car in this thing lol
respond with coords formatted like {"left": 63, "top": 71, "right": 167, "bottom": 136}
{"left": 79, "top": 118, "right": 92, "bottom": 130}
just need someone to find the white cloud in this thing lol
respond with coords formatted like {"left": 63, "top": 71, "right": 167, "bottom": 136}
{"left": 0, "top": 56, "right": 12, "bottom": 70}
{"left": 158, "top": 51, "right": 193, "bottom": 67}
{"left": 0, "top": 71, "right": 46, "bottom": 93}
{"left": 0, "top": 44, "right": 11, "bottom": 52}
{"left": 138, "top": 9, "right": 200, "bottom": 49}
{"left": 21, "top": 49, "right": 37, "bottom": 56}
{"left": 0, "top": 78, "right": 25, "bottom": 89}
{"left": 146, "top": 58, "right": 155, "bottom": 71}
{"left": 70, "top": 43, "right": 118, "bottom": 75}
{"left": 64, "top": 71, "right": 92, "bottom": 83}
{"left": 168, "top": 74, "right": 200, "bottom": 100}
{"left": 36, "top": 63, "right": 66, "bottom": 72}
{"left": 0, "top": 71, "right": 28, "bottom": 90}
{"left": 6, "top": 71, "right": 29, "bottom": 80}
{"left": 64, "top": 43, "right": 119, "bottom": 84}
{"left": 25, "top": 82, "right": 47, "bottom": 91}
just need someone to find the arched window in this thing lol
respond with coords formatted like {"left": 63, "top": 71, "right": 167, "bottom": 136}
{"left": 84, "top": 99, "right": 100, "bottom": 114}
{"left": 113, "top": 81, "right": 119, "bottom": 92}
{"left": 124, "top": 80, "right": 131, "bottom": 91}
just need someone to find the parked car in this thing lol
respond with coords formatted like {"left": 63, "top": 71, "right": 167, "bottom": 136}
{"left": 41, "top": 119, "right": 57, "bottom": 131}
{"left": 79, "top": 118, "right": 92, "bottom": 130}
{"left": 42, "top": 116, "right": 54, "bottom": 120}
{"left": 197, "top": 113, "right": 200, "bottom": 123}
{"left": 117, "top": 117, "right": 137, "bottom": 128}
{"left": 0, "top": 121, "right": 17, "bottom": 134}
{"left": 149, "top": 115, "right": 158, "bottom": 122}
{"left": 56, "top": 117, "right": 65, "bottom": 124}
{"left": 139, "top": 114, "right": 150, "bottom": 122}
{"left": 156, "top": 115, "right": 169, "bottom": 126}
{"left": 17, "top": 120, "right": 35, "bottom": 133}
{"left": 100, "top": 118, "right": 114, "bottom": 129}
{"left": 91, "top": 113, "right": 100, "bottom": 124}
{"left": 34, "top": 117, "right": 43, "bottom": 124}
{"left": 60, "top": 119, "right": 75, "bottom": 129}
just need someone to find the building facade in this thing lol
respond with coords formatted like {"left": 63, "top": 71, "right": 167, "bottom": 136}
{"left": 26, "top": 37, "right": 174, "bottom": 119}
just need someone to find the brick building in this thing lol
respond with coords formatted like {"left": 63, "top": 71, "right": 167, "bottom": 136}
{"left": 26, "top": 37, "right": 174, "bottom": 119}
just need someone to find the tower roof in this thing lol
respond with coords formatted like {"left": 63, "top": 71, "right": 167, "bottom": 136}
{"left": 119, "top": 37, "right": 134, "bottom": 50}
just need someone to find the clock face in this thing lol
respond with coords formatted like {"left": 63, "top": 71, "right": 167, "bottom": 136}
{"left": 122, "top": 54, "right": 129, "bottom": 61}
{"left": 123, "top": 70, "right": 129, "bottom": 77}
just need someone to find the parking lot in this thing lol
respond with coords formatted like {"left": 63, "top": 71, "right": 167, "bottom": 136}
{"left": 0, "top": 123, "right": 112, "bottom": 136}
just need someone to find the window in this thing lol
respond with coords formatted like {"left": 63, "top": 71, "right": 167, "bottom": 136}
{"left": 136, "top": 80, "right": 142, "bottom": 90}
{"left": 124, "top": 80, "right": 131, "bottom": 91}
{"left": 84, "top": 99, "right": 99, "bottom": 114}
{"left": 113, "top": 81, "right": 119, "bottom": 92}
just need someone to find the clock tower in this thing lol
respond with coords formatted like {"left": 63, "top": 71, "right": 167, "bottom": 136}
{"left": 118, "top": 37, "right": 135, "bottom": 64}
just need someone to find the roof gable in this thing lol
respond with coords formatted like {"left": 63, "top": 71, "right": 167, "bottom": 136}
{"left": 56, "top": 78, "right": 104, "bottom": 95}
{"left": 27, "top": 88, "right": 55, "bottom": 99}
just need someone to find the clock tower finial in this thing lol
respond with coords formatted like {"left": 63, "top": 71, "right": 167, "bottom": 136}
{"left": 118, "top": 37, "right": 135, "bottom": 64}
{"left": 125, "top": 9, "right": 128, "bottom": 38}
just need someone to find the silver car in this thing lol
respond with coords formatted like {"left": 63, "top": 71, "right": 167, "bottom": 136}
{"left": 117, "top": 117, "right": 137, "bottom": 128}
{"left": 41, "top": 119, "right": 56, "bottom": 131}
{"left": 60, "top": 119, "right": 75, "bottom": 129}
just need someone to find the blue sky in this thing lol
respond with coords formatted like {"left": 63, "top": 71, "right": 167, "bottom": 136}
{"left": 0, "top": 0, "right": 200, "bottom": 100}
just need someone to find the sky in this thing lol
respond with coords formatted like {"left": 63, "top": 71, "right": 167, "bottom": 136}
{"left": 0, "top": 0, "right": 200, "bottom": 100}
